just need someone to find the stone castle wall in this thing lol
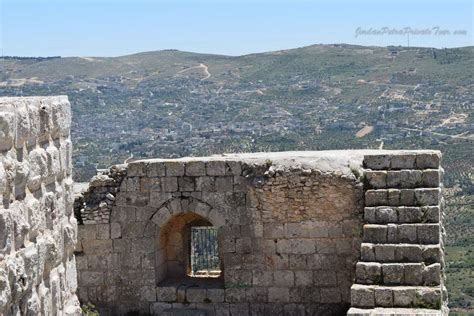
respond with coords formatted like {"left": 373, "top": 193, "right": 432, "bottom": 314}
{"left": 74, "top": 152, "right": 366, "bottom": 315}
{"left": 0, "top": 97, "right": 80, "bottom": 315}
{"left": 75, "top": 151, "right": 447, "bottom": 316}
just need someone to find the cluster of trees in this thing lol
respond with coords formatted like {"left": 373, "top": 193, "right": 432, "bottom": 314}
{"left": 0, "top": 56, "right": 61, "bottom": 60}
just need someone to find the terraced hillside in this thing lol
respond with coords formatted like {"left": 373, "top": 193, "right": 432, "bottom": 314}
{"left": 0, "top": 44, "right": 472, "bottom": 313}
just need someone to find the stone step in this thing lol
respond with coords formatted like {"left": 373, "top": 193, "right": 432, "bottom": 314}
{"left": 347, "top": 307, "right": 444, "bottom": 315}
{"left": 360, "top": 243, "right": 442, "bottom": 264}
{"left": 355, "top": 262, "right": 441, "bottom": 286}
{"left": 363, "top": 224, "right": 439, "bottom": 244}
{"left": 350, "top": 284, "right": 443, "bottom": 309}
{"left": 365, "top": 188, "right": 441, "bottom": 207}
{"left": 365, "top": 169, "right": 442, "bottom": 190}
{"left": 364, "top": 206, "right": 439, "bottom": 224}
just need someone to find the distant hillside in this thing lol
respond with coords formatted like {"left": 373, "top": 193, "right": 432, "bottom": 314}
{"left": 1, "top": 44, "right": 473, "bottom": 311}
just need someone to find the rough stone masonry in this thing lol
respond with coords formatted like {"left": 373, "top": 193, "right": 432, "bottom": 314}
{"left": 0, "top": 96, "right": 80, "bottom": 315}
{"left": 1, "top": 96, "right": 448, "bottom": 316}
{"left": 75, "top": 151, "right": 448, "bottom": 315}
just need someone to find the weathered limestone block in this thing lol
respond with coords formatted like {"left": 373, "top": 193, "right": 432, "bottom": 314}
{"left": 178, "top": 176, "right": 195, "bottom": 192}
{"left": 0, "top": 210, "right": 13, "bottom": 258}
{"left": 273, "top": 270, "right": 294, "bottom": 287}
{"left": 0, "top": 108, "right": 15, "bottom": 151}
{"left": 364, "top": 155, "right": 391, "bottom": 170}
{"left": 365, "top": 171, "right": 387, "bottom": 189}
{"left": 207, "top": 288, "right": 225, "bottom": 303}
{"left": 398, "top": 207, "right": 422, "bottom": 223}
{"left": 363, "top": 225, "right": 387, "bottom": 243}
{"left": 393, "top": 287, "right": 417, "bottom": 307}
{"left": 416, "top": 153, "right": 441, "bottom": 169}
{"left": 375, "top": 287, "right": 393, "bottom": 307}
{"left": 387, "top": 171, "right": 402, "bottom": 188}
{"left": 294, "top": 270, "right": 313, "bottom": 286}
{"left": 185, "top": 161, "right": 206, "bottom": 176}
{"left": 424, "top": 206, "right": 440, "bottom": 223}
{"left": 215, "top": 176, "right": 233, "bottom": 192}
{"left": 110, "top": 222, "right": 122, "bottom": 239}
{"left": 268, "top": 287, "right": 290, "bottom": 303}
{"left": 147, "top": 162, "right": 166, "bottom": 177}
{"left": 28, "top": 147, "right": 48, "bottom": 191}
{"left": 224, "top": 288, "right": 246, "bottom": 303}
{"left": 423, "top": 264, "right": 441, "bottom": 286}
{"left": 165, "top": 161, "right": 185, "bottom": 176}
{"left": 364, "top": 207, "right": 397, "bottom": 224}
{"left": 417, "top": 224, "right": 440, "bottom": 244}
{"left": 415, "top": 189, "right": 441, "bottom": 206}
{"left": 0, "top": 96, "right": 79, "bottom": 315}
{"left": 206, "top": 161, "right": 227, "bottom": 176}
{"left": 388, "top": 189, "right": 401, "bottom": 206}
{"left": 360, "top": 243, "right": 376, "bottom": 262}
{"left": 162, "top": 177, "right": 178, "bottom": 192}
{"left": 351, "top": 284, "right": 375, "bottom": 308}
{"left": 355, "top": 262, "right": 382, "bottom": 284}
{"left": 400, "top": 170, "right": 422, "bottom": 188}
{"left": 365, "top": 190, "right": 388, "bottom": 206}
{"left": 403, "top": 263, "right": 424, "bottom": 285}
{"left": 186, "top": 288, "right": 207, "bottom": 303}
{"left": 128, "top": 162, "right": 147, "bottom": 177}
{"left": 398, "top": 224, "right": 418, "bottom": 243}
{"left": 276, "top": 239, "right": 316, "bottom": 254}
{"left": 382, "top": 264, "right": 404, "bottom": 285}
{"left": 321, "top": 288, "right": 342, "bottom": 303}
{"left": 140, "top": 177, "right": 161, "bottom": 192}
{"left": 225, "top": 161, "right": 242, "bottom": 176}
{"left": 422, "top": 170, "right": 441, "bottom": 188}
{"left": 89, "top": 174, "right": 115, "bottom": 188}
{"left": 390, "top": 154, "right": 416, "bottom": 170}
{"left": 395, "top": 245, "right": 423, "bottom": 263}
{"left": 400, "top": 189, "right": 415, "bottom": 206}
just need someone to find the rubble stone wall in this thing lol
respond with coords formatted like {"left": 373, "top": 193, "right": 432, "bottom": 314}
{"left": 0, "top": 96, "right": 80, "bottom": 315}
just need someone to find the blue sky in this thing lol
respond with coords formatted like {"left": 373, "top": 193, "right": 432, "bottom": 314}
{"left": 1, "top": 0, "right": 472, "bottom": 57}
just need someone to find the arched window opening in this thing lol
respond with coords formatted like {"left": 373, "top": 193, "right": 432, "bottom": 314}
{"left": 157, "top": 212, "right": 222, "bottom": 285}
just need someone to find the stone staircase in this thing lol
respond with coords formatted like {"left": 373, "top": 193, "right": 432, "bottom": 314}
{"left": 347, "top": 152, "right": 448, "bottom": 316}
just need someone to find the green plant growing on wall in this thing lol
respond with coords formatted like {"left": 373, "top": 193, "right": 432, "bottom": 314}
{"left": 265, "top": 159, "right": 273, "bottom": 169}
{"left": 81, "top": 303, "right": 100, "bottom": 316}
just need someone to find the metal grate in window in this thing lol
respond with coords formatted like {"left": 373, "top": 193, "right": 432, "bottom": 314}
{"left": 190, "top": 226, "right": 221, "bottom": 277}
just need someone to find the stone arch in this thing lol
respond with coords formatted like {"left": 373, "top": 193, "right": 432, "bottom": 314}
{"left": 149, "top": 196, "right": 225, "bottom": 229}
{"left": 149, "top": 196, "right": 225, "bottom": 284}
